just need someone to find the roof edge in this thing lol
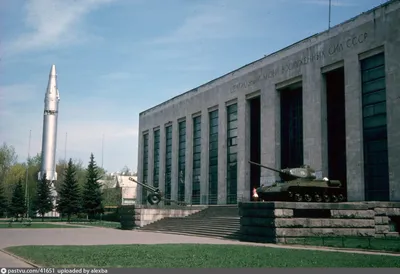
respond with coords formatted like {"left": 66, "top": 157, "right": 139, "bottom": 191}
{"left": 139, "top": 0, "right": 399, "bottom": 117}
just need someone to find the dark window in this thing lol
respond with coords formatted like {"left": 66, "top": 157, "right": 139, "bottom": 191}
{"left": 361, "top": 52, "right": 389, "bottom": 201}
{"left": 141, "top": 133, "right": 149, "bottom": 204}
{"left": 192, "top": 116, "right": 201, "bottom": 204}
{"left": 153, "top": 129, "right": 160, "bottom": 189}
{"left": 178, "top": 120, "right": 186, "bottom": 202}
{"left": 226, "top": 104, "right": 238, "bottom": 204}
{"left": 164, "top": 125, "right": 172, "bottom": 205}
{"left": 209, "top": 110, "right": 219, "bottom": 204}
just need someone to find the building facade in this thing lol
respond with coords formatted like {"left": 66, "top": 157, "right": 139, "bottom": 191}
{"left": 136, "top": 0, "right": 400, "bottom": 205}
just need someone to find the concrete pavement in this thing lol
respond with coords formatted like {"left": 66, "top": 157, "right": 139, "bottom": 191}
{"left": 0, "top": 250, "right": 34, "bottom": 268}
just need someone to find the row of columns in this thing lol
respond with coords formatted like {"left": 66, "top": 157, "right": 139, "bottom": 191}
{"left": 136, "top": 45, "right": 400, "bottom": 204}
{"left": 137, "top": 99, "right": 247, "bottom": 205}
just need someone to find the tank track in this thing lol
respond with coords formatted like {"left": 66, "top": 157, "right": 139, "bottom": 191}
{"left": 257, "top": 186, "right": 347, "bottom": 203}
{"left": 286, "top": 186, "right": 347, "bottom": 202}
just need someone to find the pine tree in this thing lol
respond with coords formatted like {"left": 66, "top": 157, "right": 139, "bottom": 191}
{"left": 57, "top": 159, "right": 81, "bottom": 222}
{"left": 9, "top": 179, "right": 27, "bottom": 219}
{"left": 0, "top": 182, "right": 8, "bottom": 217}
{"left": 83, "top": 153, "right": 104, "bottom": 218}
{"left": 33, "top": 173, "right": 54, "bottom": 221}
{"left": 82, "top": 153, "right": 104, "bottom": 219}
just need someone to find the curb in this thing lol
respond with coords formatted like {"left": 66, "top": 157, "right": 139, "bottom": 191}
{"left": 0, "top": 249, "right": 41, "bottom": 268}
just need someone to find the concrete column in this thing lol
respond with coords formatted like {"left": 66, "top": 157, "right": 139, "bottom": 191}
{"left": 344, "top": 55, "right": 365, "bottom": 201}
{"left": 237, "top": 95, "right": 250, "bottom": 202}
{"left": 185, "top": 115, "right": 193, "bottom": 204}
{"left": 260, "top": 84, "right": 279, "bottom": 185}
{"left": 217, "top": 104, "right": 227, "bottom": 204}
{"left": 385, "top": 40, "right": 400, "bottom": 201}
{"left": 171, "top": 120, "right": 179, "bottom": 201}
{"left": 303, "top": 69, "right": 325, "bottom": 177}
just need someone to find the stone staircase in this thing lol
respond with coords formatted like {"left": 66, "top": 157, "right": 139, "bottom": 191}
{"left": 139, "top": 205, "right": 242, "bottom": 240}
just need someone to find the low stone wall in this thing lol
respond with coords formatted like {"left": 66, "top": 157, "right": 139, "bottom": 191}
{"left": 119, "top": 205, "right": 206, "bottom": 229}
{"left": 238, "top": 202, "right": 400, "bottom": 243}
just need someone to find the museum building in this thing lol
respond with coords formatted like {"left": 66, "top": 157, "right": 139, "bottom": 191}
{"left": 136, "top": 0, "right": 400, "bottom": 205}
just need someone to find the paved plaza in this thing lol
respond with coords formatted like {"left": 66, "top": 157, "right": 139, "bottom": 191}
{"left": 0, "top": 226, "right": 399, "bottom": 267}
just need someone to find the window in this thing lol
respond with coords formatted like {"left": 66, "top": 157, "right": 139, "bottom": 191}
{"left": 226, "top": 104, "right": 238, "bottom": 204}
{"left": 178, "top": 121, "right": 186, "bottom": 202}
{"left": 192, "top": 116, "right": 201, "bottom": 204}
{"left": 208, "top": 110, "right": 218, "bottom": 204}
{"left": 164, "top": 125, "right": 172, "bottom": 204}
{"left": 360, "top": 52, "right": 389, "bottom": 201}
{"left": 141, "top": 133, "right": 149, "bottom": 204}
{"left": 153, "top": 129, "right": 160, "bottom": 188}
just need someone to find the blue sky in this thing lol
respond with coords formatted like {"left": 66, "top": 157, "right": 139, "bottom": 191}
{"left": 0, "top": 0, "right": 389, "bottom": 173}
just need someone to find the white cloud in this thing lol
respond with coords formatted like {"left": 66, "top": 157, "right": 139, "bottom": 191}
{"left": 2, "top": 0, "right": 115, "bottom": 56}
{"left": 301, "top": 0, "right": 358, "bottom": 7}
{"left": 146, "top": 1, "right": 256, "bottom": 46}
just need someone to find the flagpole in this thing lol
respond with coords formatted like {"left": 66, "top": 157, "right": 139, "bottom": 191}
{"left": 328, "top": 0, "right": 332, "bottom": 29}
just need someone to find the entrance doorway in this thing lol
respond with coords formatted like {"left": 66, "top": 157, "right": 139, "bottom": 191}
{"left": 280, "top": 83, "right": 304, "bottom": 169}
{"left": 325, "top": 67, "right": 347, "bottom": 195}
{"left": 249, "top": 96, "right": 261, "bottom": 200}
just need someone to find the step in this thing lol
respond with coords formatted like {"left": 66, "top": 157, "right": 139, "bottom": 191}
{"left": 150, "top": 220, "right": 240, "bottom": 226}
{"left": 148, "top": 228, "right": 241, "bottom": 237}
{"left": 143, "top": 224, "right": 240, "bottom": 230}
{"left": 142, "top": 225, "right": 240, "bottom": 233}
{"left": 155, "top": 217, "right": 240, "bottom": 221}
{"left": 157, "top": 217, "right": 240, "bottom": 221}
{"left": 144, "top": 222, "right": 240, "bottom": 228}
{"left": 146, "top": 229, "right": 244, "bottom": 239}
{"left": 146, "top": 220, "right": 240, "bottom": 225}
{"left": 141, "top": 225, "right": 240, "bottom": 234}
{"left": 138, "top": 229, "right": 243, "bottom": 240}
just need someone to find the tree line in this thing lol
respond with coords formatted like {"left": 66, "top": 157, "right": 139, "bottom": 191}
{"left": 0, "top": 142, "right": 121, "bottom": 221}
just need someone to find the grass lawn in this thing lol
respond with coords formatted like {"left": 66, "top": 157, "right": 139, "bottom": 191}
{"left": 286, "top": 236, "right": 400, "bottom": 252}
{"left": 0, "top": 219, "right": 120, "bottom": 229}
{"left": 5, "top": 244, "right": 400, "bottom": 268}
{"left": 0, "top": 223, "right": 82, "bottom": 229}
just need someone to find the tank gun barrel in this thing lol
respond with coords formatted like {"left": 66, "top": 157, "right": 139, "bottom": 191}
{"left": 248, "top": 161, "right": 284, "bottom": 174}
{"left": 248, "top": 160, "right": 305, "bottom": 181}
{"left": 128, "top": 176, "right": 159, "bottom": 193}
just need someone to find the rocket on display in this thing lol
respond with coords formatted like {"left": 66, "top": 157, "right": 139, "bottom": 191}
{"left": 38, "top": 64, "right": 60, "bottom": 184}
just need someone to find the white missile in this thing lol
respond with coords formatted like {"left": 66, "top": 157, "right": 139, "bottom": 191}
{"left": 38, "top": 64, "right": 60, "bottom": 182}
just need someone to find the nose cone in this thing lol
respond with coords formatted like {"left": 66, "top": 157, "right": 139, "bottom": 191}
{"left": 50, "top": 64, "right": 56, "bottom": 76}
{"left": 46, "top": 64, "right": 59, "bottom": 100}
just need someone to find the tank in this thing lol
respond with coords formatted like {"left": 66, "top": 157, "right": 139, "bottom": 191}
{"left": 249, "top": 161, "right": 347, "bottom": 203}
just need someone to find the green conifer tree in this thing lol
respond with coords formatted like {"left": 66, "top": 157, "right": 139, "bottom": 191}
{"left": 57, "top": 159, "right": 81, "bottom": 222}
{"left": 33, "top": 173, "right": 54, "bottom": 221}
{"left": 9, "top": 179, "right": 27, "bottom": 219}
{"left": 82, "top": 153, "right": 104, "bottom": 219}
